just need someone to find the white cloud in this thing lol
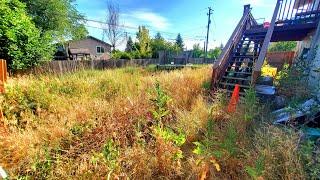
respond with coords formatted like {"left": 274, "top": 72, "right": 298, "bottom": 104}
{"left": 122, "top": 9, "right": 170, "bottom": 30}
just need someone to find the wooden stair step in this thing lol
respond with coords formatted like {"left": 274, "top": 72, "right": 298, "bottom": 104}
{"left": 219, "top": 82, "right": 251, "bottom": 89}
{"left": 233, "top": 55, "right": 256, "bottom": 58}
{"left": 222, "top": 76, "right": 251, "bottom": 81}
{"left": 225, "top": 71, "right": 252, "bottom": 75}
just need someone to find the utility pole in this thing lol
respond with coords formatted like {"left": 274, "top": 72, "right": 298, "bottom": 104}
{"left": 205, "top": 7, "right": 213, "bottom": 59}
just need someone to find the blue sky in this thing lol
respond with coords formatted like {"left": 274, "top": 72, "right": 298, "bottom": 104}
{"left": 75, "top": 0, "right": 277, "bottom": 50}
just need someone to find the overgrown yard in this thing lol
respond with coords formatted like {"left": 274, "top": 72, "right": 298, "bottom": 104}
{"left": 0, "top": 66, "right": 310, "bottom": 179}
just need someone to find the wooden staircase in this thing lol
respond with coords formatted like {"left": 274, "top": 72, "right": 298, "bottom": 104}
{"left": 211, "top": 2, "right": 282, "bottom": 94}
{"left": 218, "top": 32, "right": 267, "bottom": 94}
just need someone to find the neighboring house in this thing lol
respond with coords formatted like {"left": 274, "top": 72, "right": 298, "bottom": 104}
{"left": 54, "top": 36, "right": 112, "bottom": 60}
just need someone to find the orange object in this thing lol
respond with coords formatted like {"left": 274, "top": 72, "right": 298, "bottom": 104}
{"left": 227, "top": 84, "right": 240, "bottom": 113}
{"left": 0, "top": 59, "right": 7, "bottom": 93}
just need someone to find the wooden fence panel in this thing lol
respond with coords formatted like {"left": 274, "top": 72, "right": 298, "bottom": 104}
{"left": 266, "top": 51, "right": 295, "bottom": 70}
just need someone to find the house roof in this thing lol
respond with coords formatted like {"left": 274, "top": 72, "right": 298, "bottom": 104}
{"left": 69, "top": 48, "right": 90, "bottom": 55}
{"left": 294, "top": 0, "right": 315, "bottom": 9}
{"left": 87, "top": 36, "right": 112, "bottom": 47}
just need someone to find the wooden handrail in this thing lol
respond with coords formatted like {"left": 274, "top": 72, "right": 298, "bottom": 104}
{"left": 211, "top": 8, "right": 254, "bottom": 89}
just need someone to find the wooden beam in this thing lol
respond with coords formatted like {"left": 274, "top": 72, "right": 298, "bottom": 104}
{"left": 253, "top": 0, "right": 282, "bottom": 73}
{"left": 0, "top": 59, "right": 7, "bottom": 93}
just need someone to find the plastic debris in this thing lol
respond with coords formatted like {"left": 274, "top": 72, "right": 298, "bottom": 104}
{"left": 304, "top": 128, "right": 320, "bottom": 138}
{"left": 0, "top": 166, "right": 8, "bottom": 179}
{"left": 255, "top": 85, "right": 276, "bottom": 95}
{"left": 273, "top": 99, "right": 319, "bottom": 124}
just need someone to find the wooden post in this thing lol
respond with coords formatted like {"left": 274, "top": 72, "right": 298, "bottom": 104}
{"left": 0, "top": 59, "right": 7, "bottom": 93}
{"left": 0, "top": 59, "right": 7, "bottom": 124}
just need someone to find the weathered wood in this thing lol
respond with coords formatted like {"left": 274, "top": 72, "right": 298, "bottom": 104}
{"left": 253, "top": 0, "right": 282, "bottom": 83}
{"left": 0, "top": 60, "right": 7, "bottom": 93}
{"left": 211, "top": 7, "right": 253, "bottom": 89}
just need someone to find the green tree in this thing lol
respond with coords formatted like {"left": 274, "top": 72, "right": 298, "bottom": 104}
{"left": 0, "top": 0, "right": 53, "bottom": 70}
{"left": 208, "top": 47, "right": 222, "bottom": 59}
{"left": 21, "top": 0, "right": 88, "bottom": 41}
{"left": 192, "top": 44, "right": 204, "bottom": 58}
{"left": 150, "top": 32, "right": 167, "bottom": 58}
{"left": 136, "top": 26, "right": 151, "bottom": 58}
{"left": 269, "top": 41, "right": 297, "bottom": 52}
{"left": 125, "top": 36, "right": 134, "bottom": 52}
{"left": 175, "top": 33, "right": 184, "bottom": 50}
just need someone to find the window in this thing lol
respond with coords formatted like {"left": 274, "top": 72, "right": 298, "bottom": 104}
{"left": 96, "top": 46, "right": 105, "bottom": 54}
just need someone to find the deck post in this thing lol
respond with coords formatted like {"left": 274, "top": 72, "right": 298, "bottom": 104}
{"left": 252, "top": 0, "right": 282, "bottom": 85}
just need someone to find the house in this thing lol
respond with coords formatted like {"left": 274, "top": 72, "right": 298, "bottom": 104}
{"left": 54, "top": 36, "right": 112, "bottom": 61}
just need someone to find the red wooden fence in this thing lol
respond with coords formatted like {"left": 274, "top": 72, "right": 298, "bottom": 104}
{"left": 266, "top": 51, "right": 295, "bottom": 70}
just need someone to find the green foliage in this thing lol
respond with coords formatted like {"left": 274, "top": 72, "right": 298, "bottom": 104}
{"left": 102, "top": 139, "right": 120, "bottom": 163}
{"left": 245, "top": 155, "right": 265, "bottom": 179}
{"left": 192, "top": 44, "right": 221, "bottom": 59}
{"left": 125, "top": 36, "right": 135, "bottom": 52}
{"left": 0, "top": 0, "right": 53, "bottom": 70}
{"left": 275, "top": 62, "right": 310, "bottom": 101}
{"left": 30, "top": 149, "right": 53, "bottom": 179}
{"left": 220, "top": 124, "right": 238, "bottom": 156}
{"left": 154, "top": 126, "right": 186, "bottom": 147}
{"left": 192, "top": 44, "right": 204, "bottom": 58}
{"left": 21, "top": 0, "right": 88, "bottom": 41}
{"left": 111, "top": 50, "right": 133, "bottom": 60}
{"left": 244, "top": 87, "right": 258, "bottom": 122}
{"left": 136, "top": 26, "right": 152, "bottom": 58}
{"left": 269, "top": 41, "right": 297, "bottom": 52}
{"left": 150, "top": 82, "right": 171, "bottom": 122}
{"left": 175, "top": 33, "right": 184, "bottom": 50}
{"left": 299, "top": 140, "right": 320, "bottom": 179}
{"left": 208, "top": 47, "right": 222, "bottom": 59}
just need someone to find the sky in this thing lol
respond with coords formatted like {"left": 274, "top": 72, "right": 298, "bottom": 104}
{"left": 75, "top": 0, "right": 278, "bottom": 50}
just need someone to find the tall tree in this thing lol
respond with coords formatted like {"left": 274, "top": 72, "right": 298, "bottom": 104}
{"left": 175, "top": 33, "right": 184, "bottom": 50}
{"left": 150, "top": 32, "right": 167, "bottom": 57}
{"left": 0, "top": 0, "right": 53, "bottom": 70}
{"left": 125, "top": 36, "right": 134, "bottom": 52}
{"left": 105, "top": 0, "right": 123, "bottom": 51}
{"left": 136, "top": 26, "right": 151, "bottom": 57}
{"left": 21, "top": 0, "right": 88, "bottom": 41}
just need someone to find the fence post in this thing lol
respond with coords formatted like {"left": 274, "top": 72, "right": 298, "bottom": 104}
{"left": 0, "top": 59, "right": 7, "bottom": 123}
{"left": 0, "top": 59, "right": 7, "bottom": 93}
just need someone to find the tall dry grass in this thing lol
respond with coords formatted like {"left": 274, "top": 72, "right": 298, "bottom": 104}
{"left": 0, "top": 65, "right": 307, "bottom": 179}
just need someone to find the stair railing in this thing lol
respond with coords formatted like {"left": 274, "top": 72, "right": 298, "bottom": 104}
{"left": 252, "top": 0, "right": 282, "bottom": 84}
{"left": 211, "top": 5, "right": 254, "bottom": 90}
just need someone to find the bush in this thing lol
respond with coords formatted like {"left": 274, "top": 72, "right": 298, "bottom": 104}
{"left": 0, "top": 0, "right": 53, "bottom": 70}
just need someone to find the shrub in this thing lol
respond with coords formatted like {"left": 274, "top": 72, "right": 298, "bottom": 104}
{"left": 0, "top": 0, "right": 53, "bottom": 70}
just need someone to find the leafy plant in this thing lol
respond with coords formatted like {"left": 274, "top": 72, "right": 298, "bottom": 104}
{"left": 243, "top": 87, "right": 258, "bottom": 122}
{"left": 220, "top": 124, "right": 238, "bottom": 157}
{"left": 154, "top": 126, "right": 186, "bottom": 147}
{"left": 299, "top": 140, "right": 320, "bottom": 179}
{"left": 150, "top": 82, "right": 171, "bottom": 123}
{"left": 245, "top": 155, "right": 265, "bottom": 179}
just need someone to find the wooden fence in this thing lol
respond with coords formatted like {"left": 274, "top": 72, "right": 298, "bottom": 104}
{"left": 266, "top": 51, "right": 296, "bottom": 70}
{"left": 30, "top": 58, "right": 214, "bottom": 75}
{"left": 31, "top": 59, "right": 160, "bottom": 75}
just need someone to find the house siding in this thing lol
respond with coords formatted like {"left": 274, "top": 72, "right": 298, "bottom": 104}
{"left": 66, "top": 37, "right": 111, "bottom": 60}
